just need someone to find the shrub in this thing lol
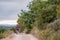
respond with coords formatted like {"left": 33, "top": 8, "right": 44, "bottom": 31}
{"left": 47, "top": 19, "right": 60, "bottom": 31}
{"left": 10, "top": 27, "right": 16, "bottom": 33}
{"left": 0, "top": 28, "right": 6, "bottom": 33}
{"left": 47, "top": 30, "right": 60, "bottom": 40}
{"left": 0, "top": 28, "right": 13, "bottom": 39}
{"left": 38, "top": 29, "right": 54, "bottom": 40}
{"left": 31, "top": 27, "right": 39, "bottom": 37}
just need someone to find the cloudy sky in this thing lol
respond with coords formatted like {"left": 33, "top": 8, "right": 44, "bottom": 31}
{"left": 0, "top": 0, "right": 32, "bottom": 21}
{"left": 0, "top": 0, "right": 32, "bottom": 24}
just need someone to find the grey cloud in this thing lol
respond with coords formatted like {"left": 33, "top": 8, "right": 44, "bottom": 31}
{"left": 0, "top": 0, "right": 32, "bottom": 20}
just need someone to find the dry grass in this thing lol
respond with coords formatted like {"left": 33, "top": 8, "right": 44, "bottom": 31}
{"left": 0, "top": 30, "right": 14, "bottom": 39}
{"left": 31, "top": 19, "right": 60, "bottom": 40}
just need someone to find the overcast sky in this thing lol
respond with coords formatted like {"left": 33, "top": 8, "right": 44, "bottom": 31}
{"left": 0, "top": 0, "right": 32, "bottom": 21}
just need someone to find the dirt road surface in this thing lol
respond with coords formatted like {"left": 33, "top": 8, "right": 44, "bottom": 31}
{"left": 1, "top": 33, "right": 38, "bottom": 40}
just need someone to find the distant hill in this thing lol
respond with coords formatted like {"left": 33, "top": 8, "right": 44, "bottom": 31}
{"left": 0, "top": 24, "right": 16, "bottom": 29}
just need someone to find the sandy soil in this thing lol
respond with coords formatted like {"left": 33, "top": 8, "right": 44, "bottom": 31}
{"left": 1, "top": 33, "right": 38, "bottom": 40}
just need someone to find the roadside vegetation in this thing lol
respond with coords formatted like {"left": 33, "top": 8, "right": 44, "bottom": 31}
{"left": 0, "top": 27, "right": 14, "bottom": 39}
{"left": 17, "top": 0, "right": 60, "bottom": 40}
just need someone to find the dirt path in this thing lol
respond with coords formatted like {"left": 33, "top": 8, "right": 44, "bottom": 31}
{"left": 1, "top": 33, "right": 38, "bottom": 40}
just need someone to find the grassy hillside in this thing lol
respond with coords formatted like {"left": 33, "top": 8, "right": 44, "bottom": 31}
{"left": 17, "top": 0, "right": 60, "bottom": 40}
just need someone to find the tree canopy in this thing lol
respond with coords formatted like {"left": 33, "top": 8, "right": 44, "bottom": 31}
{"left": 17, "top": 0, "right": 60, "bottom": 33}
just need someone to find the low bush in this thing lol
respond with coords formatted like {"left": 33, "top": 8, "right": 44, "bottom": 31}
{"left": 0, "top": 28, "right": 13, "bottom": 39}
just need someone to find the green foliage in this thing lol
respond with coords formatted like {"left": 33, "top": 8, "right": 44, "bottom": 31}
{"left": 46, "top": 31, "right": 60, "bottom": 40}
{"left": 38, "top": 29, "right": 55, "bottom": 40}
{"left": 0, "top": 28, "right": 13, "bottom": 39}
{"left": 17, "top": 0, "right": 58, "bottom": 32}
{"left": 47, "top": 19, "right": 60, "bottom": 31}
{"left": 0, "top": 28, "right": 6, "bottom": 33}
{"left": 38, "top": 29, "right": 60, "bottom": 40}
{"left": 38, "top": 19, "right": 60, "bottom": 40}
{"left": 10, "top": 27, "right": 16, "bottom": 33}
{"left": 17, "top": 10, "right": 35, "bottom": 33}
{"left": 30, "top": 0, "right": 57, "bottom": 23}
{"left": 17, "top": 0, "right": 60, "bottom": 40}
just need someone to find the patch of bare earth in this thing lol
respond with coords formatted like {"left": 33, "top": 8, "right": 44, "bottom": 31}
{"left": 1, "top": 33, "right": 38, "bottom": 40}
